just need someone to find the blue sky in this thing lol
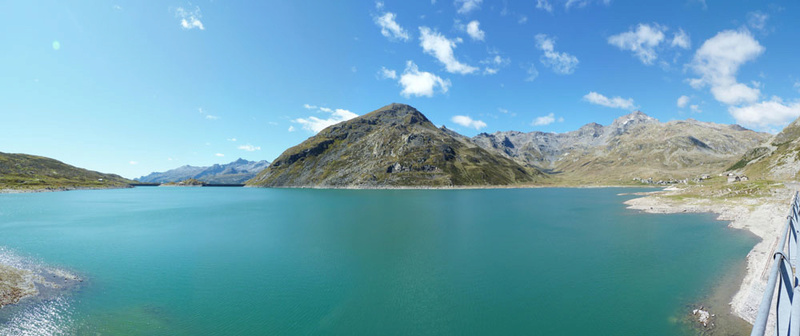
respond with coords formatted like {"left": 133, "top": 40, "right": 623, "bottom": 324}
{"left": 1, "top": 0, "right": 799, "bottom": 178}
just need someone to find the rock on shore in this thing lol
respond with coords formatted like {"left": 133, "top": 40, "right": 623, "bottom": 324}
{"left": 625, "top": 187, "right": 793, "bottom": 335}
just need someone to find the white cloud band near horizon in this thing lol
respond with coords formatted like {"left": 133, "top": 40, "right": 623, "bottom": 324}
{"left": 293, "top": 105, "right": 359, "bottom": 133}
{"left": 451, "top": 115, "right": 487, "bottom": 130}
{"left": 583, "top": 91, "right": 636, "bottom": 110}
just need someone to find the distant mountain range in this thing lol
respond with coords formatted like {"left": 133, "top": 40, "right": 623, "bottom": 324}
{"left": 137, "top": 158, "right": 270, "bottom": 184}
{"left": 5, "top": 103, "right": 797, "bottom": 191}
{"left": 0, "top": 152, "right": 132, "bottom": 190}
{"left": 248, "top": 103, "right": 771, "bottom": 187}
{"left": 472, "top": 110, "right": 769, "bottom": 183}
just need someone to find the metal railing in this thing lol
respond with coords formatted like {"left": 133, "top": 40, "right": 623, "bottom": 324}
{"left": 752, "top": 191, "right": 800, "bottom": 336}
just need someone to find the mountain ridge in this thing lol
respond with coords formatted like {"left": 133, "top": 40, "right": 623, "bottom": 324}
{"left": 0, "top": 152, "right": 133, "bottom": 190}
{"left": 138, "top": 158, "right": 270, "bottom": 184}
{"left": 248, "top": 103, "right": 543, "bottom": 187}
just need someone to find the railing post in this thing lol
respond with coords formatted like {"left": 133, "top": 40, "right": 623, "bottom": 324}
{"left": 752, "top": 253, "right": 788, "bottom": 336}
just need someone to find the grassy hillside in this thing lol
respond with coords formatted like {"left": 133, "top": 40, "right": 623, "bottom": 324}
{"left": 249, "top": 104, "right": 543, "bottom": 187}
{"left": 0, "top": 152, "right": 132, "bottom": 190}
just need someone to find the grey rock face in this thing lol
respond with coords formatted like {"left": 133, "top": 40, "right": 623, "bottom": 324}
{"left": 137, "top": 159, "right": 270, "bottom": 184}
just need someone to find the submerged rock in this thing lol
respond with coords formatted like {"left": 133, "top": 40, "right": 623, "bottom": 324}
{"left": 0, "top": 264, "right": 39, "bottom": 307}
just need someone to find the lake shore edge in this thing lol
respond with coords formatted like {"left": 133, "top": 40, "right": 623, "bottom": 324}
{"left": 624, "top": 186, "right": 794, "bottom": 334}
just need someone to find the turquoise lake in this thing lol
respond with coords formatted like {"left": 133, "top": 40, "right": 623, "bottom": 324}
{"left": 0, "top": 187, "right": 757, "bottom": 335}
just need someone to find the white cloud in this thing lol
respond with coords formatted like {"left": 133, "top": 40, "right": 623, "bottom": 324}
{"left": 215, "top": 153, "right": 225, "bottom": 157}
{"left": 565, "top": 0, "right": 610, "bottom": 10}
{"left": 205, "top": 115, "right": 219, "bottom": 120}
{"left": 747, "top": 11, "right": 769, "bottom": 32}
{"left": 535, "top": 34, "right": 579, "bottom": 75}
{"left": 480, "top": 54, "right": 509, "bottom": 75}
{"left": 671, "top": 29, "right": 691, "bottom": 49}
{"left": 375, "top": 1, "right": 384, "bottom": 10}
{"left": 690, "top": 104, "right": 702, "bottom": 113}
{"left": 129, "top": 161, "right": 138, "bottom": 165}
{"left": 288, "top": 126, "right": 295, "bottom": 132}
{"left": 293, "top": 106, "right": 359, "bottom": 133}
{"left": 583, "top": 91, "right": 636, "bottom": 110}
{"left": 227, "top": 138, "right": 237, "bottom": 142}
{"left": 689, "top": 29, "right": 764, "bottom": 105}
{"left": 379, "top": 67, "right": 397, "bottom": 79}
{"left": 238, "top": 144, "right": 261, "bottom": 151}
{"left": 399, "top": 61, "right": 451, "bottom": 98}
{"left": 419, "top": 27, "right": 478, "bottom": 74}
{"left": 374, "top": 12, "right": 410, "bottom": 42}
{"left": 532, "top": 113, "right": 563, "bottom": 126}
{"left": 451, "top": 115, "right": 487, "bottom": 130}
{"left": 536, "top": 0, "right": 553, "bottom": 12}
{"left": 677, "top": 95, "right": 690, "bottom": 108}
{"left": 454, "top": 0, "right": 482, "bottom": 14}
{"left": 517, "top": 15, "right": 528, "bottom": 24}
{"left": 303, "top": 104, "right": 317, "bottom": 110}
{"left": 175, "top": 7, "right": 204, "bottom": 30}
{"left": 728, "top": 97, "right": 800, "bottom": 130}
{"left": 608, "top": 23, "right": 666, "bottom": 65}
{"left": 465, "top": 20, "right": 485, "bottom": 41}
{"left": 524, "top": 63, "right": 539, "bottom": 82}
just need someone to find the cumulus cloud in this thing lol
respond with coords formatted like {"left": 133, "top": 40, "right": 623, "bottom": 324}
{"left": 608, "top": 23, "right": 667, "bottom": 65}
{"left": 536, "top": 0, "right": 553, "bottom": 12}
{"left": 215, "top": 153, "right": 225, "bottom": 157}
{"left": 451, "top": 115, "right": 487, "bottom": 130}
{"left": 689, "top": 29, "right": 764, "bottom": 106}
{"left": 379, "top": 67, "right": 397, "bottom": 79}
{"left": 690, "top": 104, "right": 702, "bottom": 113}
{"left": 728, "top": 97, "right": 800, "bottom": 130}
{"left": 532, "top": 113, "right": 563, "bottom": 126}
{"left": 535, "top": 34, "right": 578, "bottom": 75}
{"left": 583, "top": 92, "right": 636, "bottom": 110}
{"left": 671, "top": 29, "right": 691, "bottom": 49}
{"left": 175, "top": 7, "right": 204, "bottom": 30}
{"left": 419, "top": 27, "right": 478, "bottom": 74}
{"left": 238, "top": 144, "right": 261, "bottom": 151}
{"left": 455, "top": 0, "right": 482, "bottom": 14}
{"left": 374, "top": 12, "right": 410, "bottom": 41}
{"left": 464, "top": 20, "right": 485, "bottom": 41}
{"left": 677, "top": 95, "right": 690, "bottom": 108}
{"left": 288, "top": 126, "right": 295, "bottom": 132}
{"left": 399, "top": 61, "right": 451, "bottom": 97}
{"left": 293, "top": 106, "right": 359, "bottom": 133}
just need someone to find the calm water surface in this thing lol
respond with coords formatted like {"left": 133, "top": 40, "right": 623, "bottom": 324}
{"left": 0, "top": 188, "right": 757, "bottom": 335}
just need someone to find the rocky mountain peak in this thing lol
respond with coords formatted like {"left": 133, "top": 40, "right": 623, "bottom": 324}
{"left": 608, "top": 110, "right": 658, "bottom": 135}
{"left": 364, "top": 103, "right": 431, "bottom": 126}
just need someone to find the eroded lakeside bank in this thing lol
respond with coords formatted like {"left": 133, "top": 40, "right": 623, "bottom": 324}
{"left": 625, "top": 185, "right": 795, "bottom": 334}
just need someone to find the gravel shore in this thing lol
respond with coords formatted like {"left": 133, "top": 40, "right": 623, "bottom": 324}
{"left": 625, "top": 186, "right": 795, "bottom": 334}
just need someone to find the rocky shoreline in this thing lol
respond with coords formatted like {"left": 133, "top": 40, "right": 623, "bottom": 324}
{"left": 625, "top": 186, "right": 794, "bottom": 334}
{"left": 0, "top": 250, "right": 83, "bottom": 309}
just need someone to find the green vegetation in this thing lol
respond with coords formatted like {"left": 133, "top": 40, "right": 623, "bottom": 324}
{"left": 661, "top": 178, "right": 781, "bottom": 202}
{"left": 249, "top": 103, "right": 542, "bottom": 187}
{"left": 0, "top": 152, "right": 133, "bottom": 191}
{"left": 162, "top": 178, "right": 206, "bottom": 186}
